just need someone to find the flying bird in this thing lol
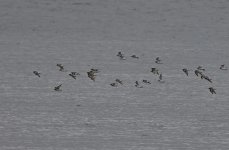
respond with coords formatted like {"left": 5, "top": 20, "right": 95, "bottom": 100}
{"left": 151, "top": 68, "right": 159, "bottom": 75}
{"left": 57, "top": 64, "right": 64, "bottom": 71}
{"left": 142, "top": 79, "right": 151, "bottom": 84}
{"left": 155, "top": 57, "right": 162, "bottom": 64}
{"left": 197, "top": 66, "right": 205, "bottom": 71}
{"left": 135, "top": 81, "right": 143, "bottom": 88}
{"left": 33, "top": 71, "right": 41, "bottom": 77}
{"left": 54, "top": 84, "right": 62, "bottom": 91}
{"left": 202, "top": 75, "right": 212, "bottom": 83}
{"left": 209, "top": 87, "right": 216, "bottom": 94}
{"left": 115, "top": 79, "right": 123, "bottom": 85}
{"left": 220, "top": 64, "right": 227, "bottom": 70}
{"left": 87, "top": 71, "right": 96, "bottom": 81}
{"left": 69, "top": 72, "right": 79, "bottom": 79}
{"left": 110, "top": 83, "right": 118, "bottom": 87}
{"left": 131, "top": 55, "right": 139, "bottom": 59}
{"left": 117, "top": 51, "right": 126, "bottom": 60}
{"left": 194, "top": 70, "right": 203, "bottom": 77}
{"left": 182, "top": 68, "right": 189, "bottom": 76}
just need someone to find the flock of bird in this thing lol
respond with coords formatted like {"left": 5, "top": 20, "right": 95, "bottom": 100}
{"left": 33, "top": 51, "right": 228, "bottom": 95}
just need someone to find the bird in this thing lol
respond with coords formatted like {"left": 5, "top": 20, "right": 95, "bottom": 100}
{"left": 56, "top": 64, "right": 64, "bottom": 71}
{"left": 69, "top": 72, "right": 79, "bottom": 79}
{"left": 142, "top": 79, "right": 151, "bottom": 84}
{"left": 151, "top": 68, "right": 159, "bottom": 75}
{"left": 135, "top": 81, "right": 143, "bottom": 88}
{"left": 220, "top": 64, "right": 227, "bottom": 70}
{"left": 197, "top": 66, "right": 205, "bottom": 71}
{"left": 194, "top": 70, "right": 203, "bottom": 77}
{"left": 33, "top": 71, "right": 41, "bottom": 77}
{"left": 115, "top": 79, "right": 123, "bottom": 85}
{"left": 117, "top": 51, "right": 126, "bottom": 60}
{"left": 202, "top": 75, "right": 212, "bottom": 83}
{"left": 87, "top": 71, "right": 96, "bottom": 81}
{"left": 90, "top": 68, "right": 100, "bottom": 73}
{"left": 131, "top": 55, "right": 139, "bottom": 59}
{"left": 54, "top": 84, "right": 62, "bottom": 91}
{"left": 155, "top": 57, "right": 162, "bottom": 64}
{"left": 209, "top": 87, "right": 216, "bottom": 94}
{"left": 182, "top": 68, "right": 189, "bottom": 76}
{"left": 110, "top": 83, "right": 118, "bottom": 87}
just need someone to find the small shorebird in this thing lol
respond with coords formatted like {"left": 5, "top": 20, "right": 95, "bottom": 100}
{"left": 135, "top": 81, "right": 143, "bottom": 88}
{"left": 197, "top": 66, "right": 205, "bottom": 71}
{"left": 33, "top": 71, "right": 41, "bottom": 77}
{"left": 90, "top": 68, "right": 100, "bottom": 73}
{"left": 87, "top": 71, "right": 96, "bottom": 81}
{"left": 201, "top": 75, "right": 212, "bottom": 83}
{"left": 117, "top": 51, "right": 126, "bottom": 60}
{"left": 155, "top": 57, "right": 162, "bottom": 64}
{"left": 151, "top": 68, "right": 159, "bottom": 75}
{"left": 209, "top": 87, "right": 216, "bottom": 94}
{"left": 142, "top": 79, "right": 151, "bottom": 84}
{"left": 220, "top": 64, "right": 227, "bottom": 70}
{"left": 115, "top": 79, "right": 123, "bottom": 85}
{"left": 131, "top": 55, "right": 139, "bottom": 59}
{"left": 54, "top": 84, "right": 62, "bottom": 91}
{"left": 69, "top": 72, "right": 80, "bottom": 79}
{"left": 110, "top": 83, "right": 118, "bottom": 87}
{"left": 57, "top": 64, "right": 64, "bottom": 71}
{"left": 194, "top": 70, "right": 203, "bottom": 77}
{"left": 182, "top": 68, "right": 189, "bottom": 76}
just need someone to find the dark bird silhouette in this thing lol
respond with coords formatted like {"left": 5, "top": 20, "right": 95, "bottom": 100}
{"left": 69, "top": 72, "right": 79, "bottom": 79}
{"left": 142, "top": 79, "right": 151, "bottom": 84}
{"left": 197, "top": 66, "right": 205, "bottom": 71}
{"left": 87, "top": 71, "right": 96, "bottom": 81}
{"left": 110, "top": 83, "right": 118, "bottom": 87}
{"left": 54, "top": 84, "right": 62, "bottom": 91}
{"left": 115, "top": 79, "right": 123, "bottom": 85}
{"left": 131, "top": 55, "right": 139, "bottom": 59}
{"left": 117, "top": 51, "right": 126, "bottom": 60}
{"left": 202, "top": 75, "right": 212, "bottom": 83}
{"left": 135, "top": 81, "right": 143, "bottom": 88}
{"left": 182, "top": 68, "right": 189, "bottom": 76}
{"left": 194, "top": 70, "right": 203, "bottom": 77}
{"left": 57, "top": 64, "right": 64, "bottom": 71}
{"left": 209, "top": 87, "right": 216, "bottom": 94}
{"left": 151, "top": 68, "right": 159, "bottom": 75}
{"left": 155, "top": 57, "right": 162, "bottom": 64}
{"left": 220, "top": 64, "right": 227, "bottom": 70}
{"left": 90, "top": 68, "right": 100, "bottom": 73}
{"left": 33, "top": 71, "right": 41, "bottom": 77}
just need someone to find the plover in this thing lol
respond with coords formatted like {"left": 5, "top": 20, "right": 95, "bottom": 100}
{"left": 202, "top": 75, "right": 212, "bottom": 83}
{"left": 131, "top": 55, "right": 139, "bottom": 59}
{"left": 209, "top": 87, "right": 216, "bottom": 94}
{"left": 57, "top": 64, "right": 64, "bottom": 71}
{"left": 220, "top": 64, "right": 227, "bottom": 70}
{"left": 155, "top": 57, "right": 162, "bottom": 64}
{"left": 110, "top": 83, "right": 118, "bottom": 87}
{"left": 194, "top": 70, "right": 203, "bottom": 77}
{"left": 135, "top": 81, "right": 143, "bottom": 88}
{"left": 117, "top": 51, "right": 126, "bottom": 60}
{"left": 54, "top": 84, "right": 62, "bottom": 91}
{"left": 69, "top": 72, "right": 79, "bottom": 79}
{"left": 115, "top": 79, "right": 123, "bottom": 85}
{"left": 87, "top": 71, "right": 96, "bottom": 81}
{"left": 151, "top": 68, "right": 159, "bottom": 75}
{"left": 90, "top": 68, "right": 100, "bottom": 73}
{"left": 33, "top": 71, "right": 41, "bottom": 77}
{"left": 197, "top": 66, "right": 205, "bottom": 71}
{"left": 142, "top": 79, "right": 151, "bottom": 84}
{"left": 182, "top": 68, "right": 189, "bottom": 76}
